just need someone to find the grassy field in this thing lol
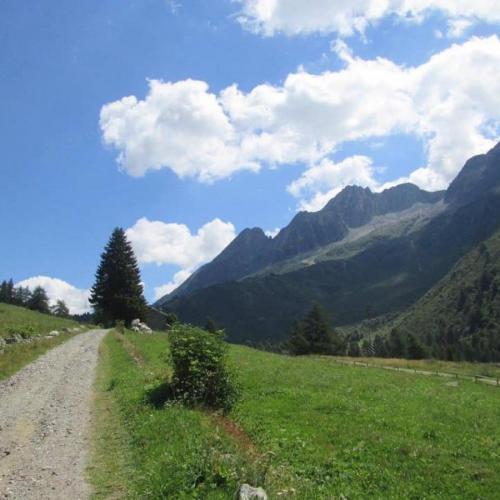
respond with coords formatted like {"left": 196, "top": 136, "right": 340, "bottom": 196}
{"left": 0, "top": 303, "right": 84, "bottom": 380}
{"left": 91, "top": 330, "right": 500, "bottom": 499}
{"left": 0, "top": 302, "right": 79, "bottom": 338}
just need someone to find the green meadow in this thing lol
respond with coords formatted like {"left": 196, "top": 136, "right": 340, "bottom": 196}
{"left": 90, "top": 330, "right": 500, "bottom": 499}
{"left": 0, "top": 303, "right": 83, "bottom": 380}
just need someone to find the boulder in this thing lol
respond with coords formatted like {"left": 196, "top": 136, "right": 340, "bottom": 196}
{"left": 239, "top": 484, "right": 268, "bottom": 500}
{"left": 48, "top": 330, "right": 60, "bottom": 337}
{"left": 130, "top": 319, "right": 152, "bottom": 334}
{"left": 5, "top": 333, "right": 23, "bottom": 344}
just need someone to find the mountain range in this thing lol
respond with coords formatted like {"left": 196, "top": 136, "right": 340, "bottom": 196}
{"left": 156, "top": 142, "right": 500, "bottom": 350}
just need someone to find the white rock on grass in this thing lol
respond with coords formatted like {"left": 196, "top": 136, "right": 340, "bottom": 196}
{"left": 239, "top": 484, "right": 268, "bottom": 500}
{"left": 130, "top": 319, "right": 152, "bottom": 334}
{"left": 48, "top": 331, "right": 60, "bottom": 337}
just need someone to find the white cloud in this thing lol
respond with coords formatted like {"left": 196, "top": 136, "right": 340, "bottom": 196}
{"left": 16, "top": 276, "right": 91, "bottom": 315}
{"left": 100, "top": 79, "right": 259, "bottom": 182}
{"left": 265, "top": 228, "right": 281, "bottom": 238}
{"left": 101, "top": 36, "right": 500, "bottom": 202}
{"left": 127, "top": 217, "right": 236, "bottom": 298}
{"left": 236, "top": 0, "right": 500, "bottom": 37}
{"left": 288, "top": 155, "right": 381, "bottom": 211}
{"left": 154, "top": 270, "right": 192, "bottom": 300}
{"left": 126, "top": 217, "right": 236, "bottom": 269}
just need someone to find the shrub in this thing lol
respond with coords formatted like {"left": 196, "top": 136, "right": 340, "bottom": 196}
{"left": 115, "top": 320, "right": 126, "bottom": 334}
{"left": 168, "top": 325, "right": 238, "bottom": 413}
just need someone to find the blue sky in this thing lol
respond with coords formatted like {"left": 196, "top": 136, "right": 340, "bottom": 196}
{"left": 1, "top": 0, "right": 499, "bottom": 312}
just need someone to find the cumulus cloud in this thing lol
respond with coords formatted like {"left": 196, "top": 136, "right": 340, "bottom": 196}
{"left": 154, "top": 270, "right": 192, "bottom": 300}
{"left": 101, "top": 36, "right": 500, "bottom": 205}
{"left": 236, "top": 0, "right": 500, "bottom": 37}
{"left": 16, "top": 276, "right": 91, "bottom": 315}
{"left": 127, "top": 217, "right": 236, "bottom": 296}
{"left": 100, "top": 79, "right": 259, "bottom": 182}
{"left": 265, "top": 228, "right": 281, "bottom": 238}
{"left": 126, "top": 217, "right": 236, "bottom": 269}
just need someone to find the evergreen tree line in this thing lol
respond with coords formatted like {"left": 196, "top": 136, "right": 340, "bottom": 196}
{"left": 0, "top": 279, "right": 70, "bottom": 317}
{"left": 346, "top": 326, "right": 500, "bottom": 362}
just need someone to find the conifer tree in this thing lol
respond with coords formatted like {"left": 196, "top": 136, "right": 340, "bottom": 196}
{"left": 205, "top": 317, "right": 218, "bottom": 334}
{"left": 28, "top": 286, "right": 50, "bottom": 314}
{"left": 90, "top": 227, "right": 147, "bottom": 325}
{"left": 0, "top": 280, "right": 8, "bottom": 303}
{"left": 52, "top": 299, "right": 70, "bottom": 317}
{"left": 289, "top": 304, "right": 345, "bottom": 355}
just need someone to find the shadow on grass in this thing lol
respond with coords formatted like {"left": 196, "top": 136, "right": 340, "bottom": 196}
{"left": 145, "top": 381, "right": 175, "bottom": 409}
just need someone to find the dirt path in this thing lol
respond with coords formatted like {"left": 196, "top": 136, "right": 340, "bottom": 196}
{"left": 332, "top": 358, "right": 500, "bottom": 387}
{"left": 0, "top": 329, "right": 107, "bottom": 499}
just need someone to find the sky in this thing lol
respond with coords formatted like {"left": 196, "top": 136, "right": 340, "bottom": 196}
{"left": 1, "top": 0, "right": 500, "bottom": 313}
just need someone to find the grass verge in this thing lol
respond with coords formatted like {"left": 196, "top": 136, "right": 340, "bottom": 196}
{"left": 0, "top": 332, "right": 74, "bottom": 381}
{"left": 89, "top": 330, "right": 263, "bottom": 499}
{"left": 0, "top": 302, "right": 79, "bottom": 338}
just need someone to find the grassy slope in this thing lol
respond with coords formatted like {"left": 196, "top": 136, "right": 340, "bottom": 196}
{"left": 0, "top": 302, "right": 79, "bottom": 338}
{"left": 91, "top": 331, "right": 500, "bottom": 499}
{"left": 393, "top": 229, "right": 500, "bottom": 341}
{"left": 0, "top": 303, "right": 83, "bottom": 380}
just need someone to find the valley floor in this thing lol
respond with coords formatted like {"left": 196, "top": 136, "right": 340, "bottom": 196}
{"left": 91, "top": 331, "right": 500, "bottom": 499}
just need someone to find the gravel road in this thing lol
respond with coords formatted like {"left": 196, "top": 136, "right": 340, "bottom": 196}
{"left": 0, "top": 329, "right": 107, "bottom": 499}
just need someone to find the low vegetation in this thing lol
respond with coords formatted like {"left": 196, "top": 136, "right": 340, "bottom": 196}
{"left": 169, "top": 324, "right": 238, "bottom": 413}
{"left": 91, "top": 328, "right": 500, "bottom": 498}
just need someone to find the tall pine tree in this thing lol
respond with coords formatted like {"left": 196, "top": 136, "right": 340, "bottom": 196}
{"left": 90, "top": 227, "right": 147, "bottom": 326}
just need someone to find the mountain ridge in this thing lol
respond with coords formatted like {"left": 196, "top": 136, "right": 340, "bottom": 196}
{"left": 158, "top": 142, "right": 500, "bottom": 346}
{"left": 157, "top": 182, "right": 445, "bottom": 305}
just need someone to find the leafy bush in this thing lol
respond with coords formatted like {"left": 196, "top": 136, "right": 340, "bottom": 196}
{"left": 168, "top": 325, "right": 238, "bottom": 413}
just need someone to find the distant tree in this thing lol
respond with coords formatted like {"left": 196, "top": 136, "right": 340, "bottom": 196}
{"left": 289, "top": 305, "right": 345, "bottom": 355}
{"left": 388, "top": 328, "right": 406, "bottom": 358}
{"left": 205, "top": 317, "right": 218, "bottom": 334}
{"left": 28, "top": 286, "right": 50, "bottom": 314}
{"left": 0, "top": 280, "right": 8, "bottom": 303}
{"left": 361, "top": 338, "right": 374, "bottom": 356}
{"left": 406, "top": 334, "right": 428, "bottom": 360}
{"left": 90, "top": 227, "right": 147, "bottom": 326}
{"left": 373, "top": 334, "right": 388, "bottom": 358}
{"left": 0, "top": 279, "right": 15, "bottom": 304}
{"left": 288, "top": 320, "right": 309, "bottom": 355}
{"left": 164, "top": 312, "right": 179, "bottom": 329}
{"left": 348, "top": 341, "right": 361, "bottom": 357}
{"left": 13, "top": 286, "right": 32, "bottom": 306}
{"left": 52, "top": 299, "right": 70, "bottom": 318}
